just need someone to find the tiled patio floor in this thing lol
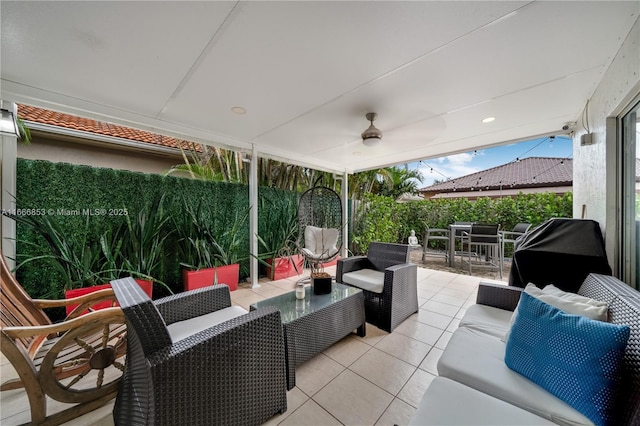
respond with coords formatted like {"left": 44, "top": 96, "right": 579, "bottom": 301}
{"left": 1, "top": 264, "right": 506, "bottom": 426}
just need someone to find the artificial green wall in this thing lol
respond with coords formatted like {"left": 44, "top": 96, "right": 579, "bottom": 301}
{"left": 14, "top": 159, "right": 298, "bottom": 299}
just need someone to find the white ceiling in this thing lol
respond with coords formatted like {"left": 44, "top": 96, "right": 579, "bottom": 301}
{"left": 1, "top": 1, "right": 638, "bottom": 174}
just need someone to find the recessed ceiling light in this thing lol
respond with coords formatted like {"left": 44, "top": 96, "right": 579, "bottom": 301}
{"left": 352, "top": 151, "right": 361, "bottom": 156}
{"left": 482, "top": 116, "right": 496, "bottom": 123}
{"left": 231, "top": 106, "right": 247, "bottom": 115}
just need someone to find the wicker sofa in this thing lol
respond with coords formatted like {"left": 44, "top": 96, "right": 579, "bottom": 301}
{"left": 410, "top": 273, "right": 640, "bottom": 426}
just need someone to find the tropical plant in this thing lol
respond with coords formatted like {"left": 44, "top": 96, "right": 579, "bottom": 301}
{"left": 174, "top": 198, "right": 219, "bottom": 271}
{"left": 254, "top": 195, "right": 298, "bottom": 263}
{"left": 119, "top": 196, "right": 174, "bottom": 293}
{"left": 377, "top": 166, "right": 424, "bottom": 200}
{"left": 17, "top": 116, "right": 31, "bottom": 144}
{"left": 5, "top": 213, "right": 104, "bottom": 290}
{"left": 98, "top": 223, "right": 127, "bottom": 281}
{"left": 212, "top": 207, "right": 249, "bottom": 266}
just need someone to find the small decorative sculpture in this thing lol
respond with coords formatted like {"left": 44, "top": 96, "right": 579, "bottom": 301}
{"left": 408, "top": 229, "right": 420, "bottom": 247}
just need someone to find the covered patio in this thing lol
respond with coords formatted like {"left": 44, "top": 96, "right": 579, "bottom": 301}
{"left": 1, "top": 1, "right": 639, "bottom": 425}
{"left": 1, "top": 263, "right": 504, "bottom": 426}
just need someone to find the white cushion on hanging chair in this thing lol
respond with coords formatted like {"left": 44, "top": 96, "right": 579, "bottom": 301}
{"left": 304, "top": 226, "right": 339, "bottom": 259}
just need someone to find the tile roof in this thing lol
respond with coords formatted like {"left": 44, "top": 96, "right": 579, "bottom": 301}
{"left": 420, "top": 157, "right": 572, "bottom": 193}
{"left": 17, "top": 104, "right": 199, "bottom": 151}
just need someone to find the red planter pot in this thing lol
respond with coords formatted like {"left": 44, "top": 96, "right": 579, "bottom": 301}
{"left": 182, "top": 267, "right": 216, "bottom": 291}
{"left": 183, "top": 264, "right": 239, "bottom": 292}
{"left": 65, "top": 279, "right": 153, "bottom": 316}
{"left": 265, "top": 255, "right": 304, "bottom": 281}
{"left": 215, "top": 264, "right": 239, "bottom": 291}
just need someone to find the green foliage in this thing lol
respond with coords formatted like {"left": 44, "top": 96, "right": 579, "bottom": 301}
{"left": 255, "top": 189, "right": 299, "bottom": 259}
{"left": 13, "top": 159, "right": 298, "bottom": 300}
{"left": 351, "top": 194, "right": 401, "bottom": 254}
{"left": 350, "top": 192, "right": 573, "bottom": 255}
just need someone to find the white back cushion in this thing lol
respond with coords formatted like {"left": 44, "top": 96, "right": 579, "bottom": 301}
{"left": 167, "top": 305, "right": 248, "bottom": 343}
{"left": 503, "top": 283, "right": 608, "bottom": 342}
{"left": 304, "top": 226, "right": 339, "bottom": 258}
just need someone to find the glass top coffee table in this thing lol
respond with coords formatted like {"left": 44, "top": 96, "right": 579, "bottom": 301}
{"left": 250, "top": 282, "right": 365, "bottom": 390}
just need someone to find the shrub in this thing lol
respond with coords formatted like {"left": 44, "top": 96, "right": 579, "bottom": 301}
{"left": 350, "top": 192, "right": 573, "bottom": 254}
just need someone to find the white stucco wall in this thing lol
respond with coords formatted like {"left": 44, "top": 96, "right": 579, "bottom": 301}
{"left": 573, "top": 14, "right": 640, "bottom": 267}
{"left": 573, "top": 16, "right": 639, "bottom": 222}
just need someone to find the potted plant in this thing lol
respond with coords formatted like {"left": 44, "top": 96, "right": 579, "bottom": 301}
{"left": 5, "top": 212, "right": 114, "bottom": 314}
{"left": 118, "top": 196, "right": 173, "bottom": 296}
{"left": 254, "top": 197, "right": 302, "bottom": 281}
{"left": 209, "top": 208, "right": 249, "bottom": 291}
{"left": 176, "top": 199, "right": 222, "bottom": 291}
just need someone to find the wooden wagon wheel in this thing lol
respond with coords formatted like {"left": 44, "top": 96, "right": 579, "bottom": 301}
{"left": 39, "top": 312, "right": 127, "bottom": 404}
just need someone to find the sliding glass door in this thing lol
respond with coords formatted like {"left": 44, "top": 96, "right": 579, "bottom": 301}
{"left": 620, "top": 101, "right": 639, "bottom": 288}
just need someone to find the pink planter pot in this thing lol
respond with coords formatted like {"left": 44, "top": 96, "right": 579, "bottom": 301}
{"left": 265, "top": 255, "right": 304, "bottom": 281}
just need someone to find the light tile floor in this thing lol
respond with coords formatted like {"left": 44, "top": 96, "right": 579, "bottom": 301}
{"left": 1, "top": 265, "right": 506, "bottom": 426}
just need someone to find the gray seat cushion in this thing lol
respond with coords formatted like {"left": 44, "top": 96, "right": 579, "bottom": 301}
{"left": 437, "top": 327, "right": 593, "bottom": 426}
{"left": 458, "top": 303, "right": 513, "bottom": 338}
{"left": 410, "top": 377, "right": 555, "bottom": 425}
{"left": 167, "top": 305, "right": 248, "bottom": 343}
{"left": 341, "top": 269, "right": 384, "bottom": 293}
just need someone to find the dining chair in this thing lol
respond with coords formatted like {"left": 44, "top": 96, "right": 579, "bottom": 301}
{"left": 422, "top": 225, "right": 450, "bottom": 262}
{"left": 500, "top": 223, "right": 532, "bottom": 262}
{"left": 461, "top": 224, "right": 502, "bottom": 278}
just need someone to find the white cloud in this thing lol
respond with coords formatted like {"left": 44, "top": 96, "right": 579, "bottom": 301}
{"left": 418, "top": 151, "right": 483, "bottom": 187}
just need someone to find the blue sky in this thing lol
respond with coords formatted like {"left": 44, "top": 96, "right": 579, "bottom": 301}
{"left": 411, "top": 136, "right": 573, "bottom": 187}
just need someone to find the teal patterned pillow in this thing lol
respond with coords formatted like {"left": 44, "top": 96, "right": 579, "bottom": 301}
{"left": 505, "top": 292, "right": 630, "bottom": 426}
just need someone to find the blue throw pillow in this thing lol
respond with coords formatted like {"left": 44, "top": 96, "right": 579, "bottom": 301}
{"left": 505, "top": 292, "right": 630, "bottom": 426}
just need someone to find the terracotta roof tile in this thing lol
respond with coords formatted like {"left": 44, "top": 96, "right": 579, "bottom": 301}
{"left": 420, "top": 157, "right": 572, "bottom": 192}
{"left": 18, "top": 104, "right": 201, "bottom": 151}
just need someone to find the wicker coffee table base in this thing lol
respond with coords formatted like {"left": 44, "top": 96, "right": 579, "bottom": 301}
{"left": 252, "top": 287, "right": 365, "bottom": 390}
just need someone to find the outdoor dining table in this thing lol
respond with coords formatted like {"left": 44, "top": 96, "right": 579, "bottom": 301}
{"left": 447, "top": 223, "right": 472, "bottom": 267}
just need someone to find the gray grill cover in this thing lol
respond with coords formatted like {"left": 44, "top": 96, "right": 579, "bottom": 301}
{"left": 509, "top": 218, "right": 612, "bottom": 292}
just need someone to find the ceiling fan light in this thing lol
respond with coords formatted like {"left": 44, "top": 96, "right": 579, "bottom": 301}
{"left": 362, "top": 135, "right": 382, "bottom": 147}
{"left": 361, "top": 112, "right": 382, "bottom": 147}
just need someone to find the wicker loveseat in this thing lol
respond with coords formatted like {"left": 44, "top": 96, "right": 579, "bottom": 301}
{"left": 110, "top": 277, "right": 287, "bottom": 426}
{"left": 410, "top": 273, "right": 640, "bottom": 425}
{"left": 336, "top": 242, "right": 418, "bottom": 332}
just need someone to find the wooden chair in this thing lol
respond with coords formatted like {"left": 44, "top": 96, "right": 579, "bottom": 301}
{"left": 0, "top": 252, "right": 126, "bottom": 425}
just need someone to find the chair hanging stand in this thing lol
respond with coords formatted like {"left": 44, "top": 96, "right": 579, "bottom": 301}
{"left": 296, "top": 184, "right": 343, "bottom": 285}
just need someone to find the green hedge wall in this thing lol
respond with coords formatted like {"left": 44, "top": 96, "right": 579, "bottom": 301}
{"left": 14, "top": 159, "right": 298, "bottom": 300}
{"left": 351, "top": 192, "right": 573, "bottom": 255}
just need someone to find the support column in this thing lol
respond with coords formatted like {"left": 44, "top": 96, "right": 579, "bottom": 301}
{"left": 249, "top": 144, "right": 260, "bottom": 288}
{"left": 341, "top": 170, "right": 348, "bottom": 258}
{"left": 1, "top": 133, "right": 17, "bottom": 268}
